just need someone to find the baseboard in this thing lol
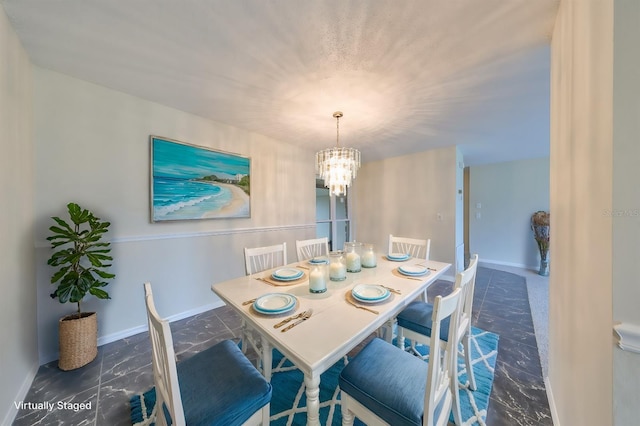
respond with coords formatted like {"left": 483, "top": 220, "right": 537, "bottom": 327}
{"left": 544, "top": 376, "right": 560, "bottom": 426}
{"left": 3, "top": 361, "right": 39, "bottom": 425}
{"left": 40, "top": 300, "right": 226, "bottom": 365}
{"left": 479, "top": 258, "right": 538, "bottom": 270}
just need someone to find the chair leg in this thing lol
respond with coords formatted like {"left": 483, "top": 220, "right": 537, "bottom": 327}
{"left": 261, "top": 403, "right": 270, "bottom": 426}
{"left": 451, "top": 375, "right": 463, "bottom": 426}
{"left": 341, "top": 395, "right": 355, "bottom": 426}
{"left": 396, "top": 326, "right": 405, "bottom": 349}
{"left": 462, "top": 331, "right": 476, "bottom": 390}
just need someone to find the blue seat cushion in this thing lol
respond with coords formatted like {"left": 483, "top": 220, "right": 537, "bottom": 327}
{"left": 339, "top": 338, "right": 443, "bottom": 426}
{"left": 396, "top": 301, "right": 451, "bottom": 342}
{"left": 176, "top": 339, "right": 272, "bottom": 426}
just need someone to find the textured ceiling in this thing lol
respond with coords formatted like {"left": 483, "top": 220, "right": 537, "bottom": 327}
{"left": 2, "top": 0, "right": 558, "bottom": 165}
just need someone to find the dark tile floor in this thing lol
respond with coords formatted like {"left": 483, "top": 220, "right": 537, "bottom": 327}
{"left": 12, "top": 267, "right": 551, "bottom": 425}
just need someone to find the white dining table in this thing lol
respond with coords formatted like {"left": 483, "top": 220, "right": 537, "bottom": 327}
{"left": 211, "top": 254, "right": 451, "bottom": 426}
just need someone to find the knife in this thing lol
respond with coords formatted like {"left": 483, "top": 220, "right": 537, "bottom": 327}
{"left": 281, "top": 310, "right": 313, "bottom": 332}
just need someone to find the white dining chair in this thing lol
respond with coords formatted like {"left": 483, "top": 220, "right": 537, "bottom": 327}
{"left": 395, "top": 254, "right": 480, "bottom": 425}
{"left": 244, "top": 242, "right": 287, "bottom": 275}
{"left": 388, "top": 234, "right": 431, "bottom": 261}
{"left": 295, "top": 237, "right": 330, "bottom": 261}
{"left": 339, "top": 287, "right": 463, "bottom": 426}
{"left": 143, "top": 282, "right": 272, "bottom": 426}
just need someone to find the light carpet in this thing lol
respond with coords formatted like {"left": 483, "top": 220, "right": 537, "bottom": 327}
{"left": 131, "top": 327, "right": 498, "bottom": 426}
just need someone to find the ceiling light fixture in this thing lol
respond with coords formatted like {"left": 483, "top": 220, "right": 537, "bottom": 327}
{"left": 315, "top": 111, "right": 361, "bottom": 197}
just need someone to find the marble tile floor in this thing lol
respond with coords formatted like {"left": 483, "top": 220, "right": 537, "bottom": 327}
{"left": 12, "top": 266, "right": 551, "bottom": 425}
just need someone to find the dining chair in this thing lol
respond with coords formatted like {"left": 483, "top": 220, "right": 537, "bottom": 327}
{"left": 143, "top": 282, "right": 272, "bottom": 426}
{"left": 339, "top": 287, "right": 463, "bottom": 426}
{"left": 395, "top": 253, "right": 480, "bottom": 426}
{"left": 388, "top": 234, "right": 431, "bottom": 261}
{"left": 295, "top": 237, "right": 330, "bottom": 261}
{"left": 244, "top": 242, "right": 287, "bottom": 275}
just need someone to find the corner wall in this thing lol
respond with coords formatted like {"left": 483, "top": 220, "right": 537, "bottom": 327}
{"left": 33, "top": 68, "right": 317, "bottom": 363}
{"left": 550, "top": 0, "right": 613, "bottom": 424}
{"left": 0, "top": 5, "right": 37, "bottom": 424}
{"left": 352, "top": 146, "right": 457, "bottom": 275}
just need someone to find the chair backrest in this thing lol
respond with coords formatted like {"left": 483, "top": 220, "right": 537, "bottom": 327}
{"left": 454, "top": 253, "right": 479, "bottom": 338}
{"left": 244, "top": 242, "right": 287, "bottom": 275}
{"left": 424, "top": 287, "right": 462, "bottom": 426}
{"left": 388, "top": 234, "right": 431, "bottom": 261}
{"left": 295, "top": 237, "right": 330, "bottom": 261}
{"left": 144, "top": 282, "right": 185, "bottom": 426}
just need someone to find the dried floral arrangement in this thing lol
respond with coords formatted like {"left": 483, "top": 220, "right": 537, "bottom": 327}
{"left": 531, "top": 211, "right": 550, "bottom": 255}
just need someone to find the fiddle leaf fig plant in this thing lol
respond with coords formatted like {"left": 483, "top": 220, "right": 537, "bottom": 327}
{"left": 47, "top": 203, "right": 115, "bottom": 317}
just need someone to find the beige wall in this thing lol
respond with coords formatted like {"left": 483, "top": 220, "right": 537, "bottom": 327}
{"left": 33, "top": 68, "right": 317, "bottom": 362}
{"left": 550, "top": 0, "right": 613, "bottom": 424}
{"left": 352, "top": 146, "right": 457, "bottom": 277}
{"left": 612, "top": 0, "right": 640, "bottom": 424}
{"left": 0, "top": 6, "right": 37, "bottom": 424}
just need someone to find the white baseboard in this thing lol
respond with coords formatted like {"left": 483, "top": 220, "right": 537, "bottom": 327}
{"left": 3, "top": 361, "right": 39, "bottom": 425}
{"left": 40, "top": 300, "right": 226, "bottom": 365}
{"left": 544, "top": 376, "right": 560, "bottom": 426}
{"left": 479, "top": 258, "right": 538, "bottom": 270}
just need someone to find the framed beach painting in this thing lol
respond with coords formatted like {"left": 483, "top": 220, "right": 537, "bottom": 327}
{"left": 150, "top": 136, "right": 251, "bottom": 221}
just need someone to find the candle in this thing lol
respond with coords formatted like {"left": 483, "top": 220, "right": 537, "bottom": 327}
{"left": 361, "top": 250, "right": 376, "bottom": 268}
{"left": 346, "top": 252, "right": 361, "bottom": 272}
{"left": 330, "top": 261, "right": 347, "bottom": 281}
{"left": 309, "top": 267, "right": 327, "bottom": 293}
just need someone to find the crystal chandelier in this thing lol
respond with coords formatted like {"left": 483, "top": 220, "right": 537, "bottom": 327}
{"left": 315, "top": 111, "right": 361, "bottom": 196}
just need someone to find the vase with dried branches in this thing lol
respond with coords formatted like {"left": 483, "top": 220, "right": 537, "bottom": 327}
{"left": 531, "top": 211, "right": 550, "bottom": 276}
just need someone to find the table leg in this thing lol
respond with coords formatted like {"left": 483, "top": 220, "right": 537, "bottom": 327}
{"left": 261, "top": 335, "right": 272, "bottom": 381}
{"left": 304, "top": 373, "right": 321, "bottom": 426}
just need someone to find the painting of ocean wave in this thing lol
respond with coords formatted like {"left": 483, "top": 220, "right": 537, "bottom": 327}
{"left": 150, "top": 136, "right": 250, "bottom": 221}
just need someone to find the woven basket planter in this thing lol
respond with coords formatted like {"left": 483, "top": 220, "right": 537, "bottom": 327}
{"left": 58, "top": 312, "right": 98, "bottom": 371}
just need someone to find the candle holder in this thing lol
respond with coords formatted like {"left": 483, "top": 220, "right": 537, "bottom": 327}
{"left": 329, "top": 251, "right": 347, "bottom": 281}
{"left": 308, "top": 263, "right": 328, "bottom": 293}
{"left": 344, "top": 241, "right": 362, "bottom": 273}
{"left": 361, "top": 243, "right": 377, "bottom": 268}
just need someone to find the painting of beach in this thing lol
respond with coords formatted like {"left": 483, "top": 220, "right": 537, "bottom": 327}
{"left": 150, "top": 136, "right": 250, "bottom": 221}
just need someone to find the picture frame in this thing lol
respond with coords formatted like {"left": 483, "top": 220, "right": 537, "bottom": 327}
{"left": 150, "top": 136, "right": 251, "bottom": 221}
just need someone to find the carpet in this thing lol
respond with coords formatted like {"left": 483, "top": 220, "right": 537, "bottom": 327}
{"left": 131, "top": 327, "right": 498, "bottom": 426}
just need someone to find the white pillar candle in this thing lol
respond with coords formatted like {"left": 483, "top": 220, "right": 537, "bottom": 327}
{"left": 330, "top": 262, "right": 347, "bottom": 281}
{"left": 309, "top": 268, "right": 326, "bottom": 293}
{"left": 361, "top": 251, "right": 376, "bottom": 268}
{"left": 346, "top": 252, "right": 361, "bottom": 272}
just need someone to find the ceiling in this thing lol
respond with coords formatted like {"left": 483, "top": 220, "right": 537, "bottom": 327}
{"left": 2, "top": 0, "right": 558, "bottom": 166}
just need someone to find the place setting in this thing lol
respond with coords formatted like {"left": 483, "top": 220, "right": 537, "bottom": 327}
{"left": 392, "top": 264, "right": 431, "bottom": 280}
{"left": 384, "top": 252, "right": 412, "bottom": 262}
{"left": 255, "top": 267, "right": 308, "bottom": 286}
{"left": 344, "top": 283, "right": 396, "bottom": 315}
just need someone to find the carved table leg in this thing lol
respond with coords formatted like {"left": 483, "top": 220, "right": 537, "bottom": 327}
{"left": 304, "top": 373, "right": 321, "bottom": 426}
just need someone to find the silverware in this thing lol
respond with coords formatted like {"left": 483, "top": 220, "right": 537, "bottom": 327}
{"left": 297, "top": 265, "right": 309, "bottom": 270}
{"left": 345, "top": 298, "right": 379, "bottom": 315}
{"left": 399, "top": 275, "right": 422, "bottom": 281}
{"left": 274, "top": 309, "right": 311, "bottom": 328}
{"left": 255, "top": 277, "right": 269, "bottom": 283}
{"left": 281, "top": 310, "right": 313, "bottom": 332}
{"left": 428, "top": 267, "right": 437, "bottom": 272}
{"left": 242, "top": 298, "right": 257, "bottom": 306}
{"left": 380, "top": 285, "right": 401, "bottom": 294}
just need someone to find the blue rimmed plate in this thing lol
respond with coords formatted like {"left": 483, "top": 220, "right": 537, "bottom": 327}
{"left": 253, "top": 293, "right": 297, "bottom": 315}
{"left": 386, "top": 252, "right": 410, "bottom": 261}
{"left": 352, "top": 284, "right": 391, "bottom": 303}
{"left": 309, "top": 257, "right": 329, "bottom": 265}
{"left": 271, "top": 268, "right": 304, "bottom": 281}
{"left": 398, "top": 265, "right": 429, "bottom": 276}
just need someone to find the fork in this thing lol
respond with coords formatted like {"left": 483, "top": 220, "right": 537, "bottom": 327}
{"left": 274, "top": 310, "right": 310, "bottom": 328}
{"left": 345, "top": 298, "right": 379, "bottom": 314}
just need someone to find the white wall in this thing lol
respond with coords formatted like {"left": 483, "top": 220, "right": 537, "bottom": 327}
{"left": 550, "top": 0, "right": 613, "bottom": 424}
{"left": 469, "top": 157, "right": 550, "bottom": 269}
{"left": 612, "top": 0, "right": 640, "bottom": 424}
{"left": 0, "top": 6, "right": 38, "bottom": 424}
{"left": 352, "top": 146, "right": 457, "bottom": 276}
{"left": 33, "top": 68, "right": 317, "bottom": 363}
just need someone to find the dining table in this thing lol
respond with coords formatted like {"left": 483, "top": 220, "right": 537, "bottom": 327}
{"left": 211, "top": 253, "right": 451, "bottom": 426}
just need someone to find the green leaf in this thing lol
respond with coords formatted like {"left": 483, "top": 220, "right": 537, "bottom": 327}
{"left": 88, "top": 287, "right": 110, "bottom": 299}
{"left": 94, "top": 270, "right": 116, "bottom": 279}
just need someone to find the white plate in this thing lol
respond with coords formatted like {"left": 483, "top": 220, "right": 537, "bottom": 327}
{"left": 253, "top": 293, "right": 297, "bottom": 314}
{"left": 352, "top": 284, "right": 390, "bottom": 303}
{"left": 272, "top": 268, "right": 304, "bottom": 281}
{"left": 387, "top": 252, "right": 410, "bottom": 261}
{"left": 398, "top": 265, "right": 429, "bottom": 276}
{"left": 309, "top": 257, "right": 329, "bottom": 264}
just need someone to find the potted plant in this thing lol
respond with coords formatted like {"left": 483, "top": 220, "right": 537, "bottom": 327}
{"left": 531, "top": 210, "right": 550, "bottom": 276}
{"left": 47, "top": 202, "right": 115, "bottom": 370}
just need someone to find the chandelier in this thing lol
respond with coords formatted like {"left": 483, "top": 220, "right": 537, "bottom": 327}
{"left": 315, "top": 111, "right": 361, "bottom": 196}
